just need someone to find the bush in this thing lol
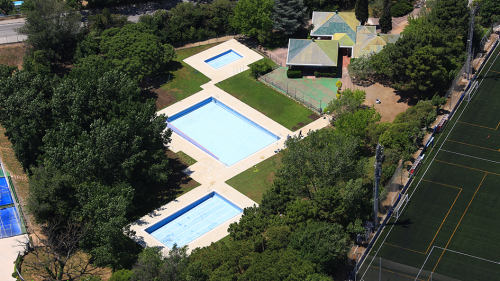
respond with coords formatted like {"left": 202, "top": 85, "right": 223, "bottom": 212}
{"left": 391, "top": 0, "right": 413, "bottom": 17}
{"left": 287, "top": 69, "right": 302, "bottom": 78}
{"left": 314, "top": 71, "right": 336, "bottom": 77}
{"left": 109, "top": 269, "right": 133, "bottom": 281}
{"left": 250, "top": 60, "right": 273, "bottom": 78}
{"left": 335, "top": 80, "right": 342, "bottom": 88}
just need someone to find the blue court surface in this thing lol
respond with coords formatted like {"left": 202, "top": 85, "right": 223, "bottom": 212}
{"left": 0, "top": 207, "right": 21, "bottom": 238}
{"left": 204, "top": 50, "right": 243, "bottom": 69}
{"left": 147, "top": 192, "right": 242, "bottom": 248}
{"left": 0, "top": 177, "right": 13, "bottom": 207}
{"left": 168, "top": 98, "right": 280, "bottom": 166}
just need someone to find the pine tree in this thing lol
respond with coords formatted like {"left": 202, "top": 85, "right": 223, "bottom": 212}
{"left": 355, "top": 0, "right": 369, "bottom": 25}
{"left": 271, "top": 0, "right": 307, "bottom": 35}
{"left": 379, "top": 0, "right": 392, "bottom": 33}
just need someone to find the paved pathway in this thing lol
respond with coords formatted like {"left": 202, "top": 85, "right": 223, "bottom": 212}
{"left": 0, "top": 235, "right": 28, "bottom": 281}
{"left": 130, "top": 40, "right": 331, "bottom": 254}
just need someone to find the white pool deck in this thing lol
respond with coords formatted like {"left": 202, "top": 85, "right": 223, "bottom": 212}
{"left": 129, "top": 39, "right": 330, "bottom": 255}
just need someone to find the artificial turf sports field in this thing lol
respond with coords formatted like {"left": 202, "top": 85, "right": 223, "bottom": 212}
{"left": 358, "top": 41, "right": 500, "bottom": 281}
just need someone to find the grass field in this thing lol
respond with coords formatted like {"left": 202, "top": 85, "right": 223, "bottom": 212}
{"left": 216, "top": 59, "right": 318, "bottom": 131}
{"left": 225, "top": 152, "right": 282, "bottom": 204}
{"left": 358, "top": 42, "right": 500, "bottom": 281}
{"left": 155, "top": 44, "right": 216, "bottom": 109}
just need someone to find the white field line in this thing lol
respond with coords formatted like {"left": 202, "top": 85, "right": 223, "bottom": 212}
{"left": 440, "top": 149, "right": 500, "bottom": 165}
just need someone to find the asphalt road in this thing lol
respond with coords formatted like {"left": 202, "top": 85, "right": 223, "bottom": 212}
{"left": 0, "top": 9, "right": 149, "bottom": 40}
{"left": 0, "top": 20, "right": 24, "bottom": 38}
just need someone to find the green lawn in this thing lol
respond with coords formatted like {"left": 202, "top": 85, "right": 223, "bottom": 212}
{"left": 175, "top": 151, "right": 197, "bottom": 166}
{"left": 158, "top": 44, "right": 218, "bottom": 109}
{"left": 225, "top": 152, "right": 282, "bottom": 204}
{"left": 216, "top": 59, "right": 318, "bottom": 131}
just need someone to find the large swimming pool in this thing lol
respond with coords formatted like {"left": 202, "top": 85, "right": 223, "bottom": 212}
{"left": 205, "top": 50, "right": 243, "bottom": 69}
{"left": 167, "top": 97, "right": 279, "bottom": 166}
{"left": 146, "top": 192, "right": 242, "bottom": 248}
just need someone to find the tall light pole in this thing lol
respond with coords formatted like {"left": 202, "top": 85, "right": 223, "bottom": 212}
{"left": 374, "top": 143, "right": 384, "bottom": 228}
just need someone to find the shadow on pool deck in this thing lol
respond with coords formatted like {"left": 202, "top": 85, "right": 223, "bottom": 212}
{"left": 131, "top": 150, "right": 200, "bottom": 221}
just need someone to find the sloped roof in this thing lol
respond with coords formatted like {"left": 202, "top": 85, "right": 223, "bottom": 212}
{"left": 353, "top": 31, "right": 401, "bottom": 58}
{"left": 286, "top": 39, "right": 338, "bottom": 66}
{"left": 311, "top": 12, "right": 359, "bottom": 36}
{"left": 331, "top": 33, "right": 355, "bottom": 47}
{"left": 356, "top": 26, "right": 376, "bottom": 34}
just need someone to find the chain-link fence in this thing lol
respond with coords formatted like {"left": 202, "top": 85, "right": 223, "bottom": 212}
{"left": 258, "top": 74, "right": 322, "bottom": 113}
{"left": 447, "top": 22, "right": 500, "bottom": 109}
{"left": 379, "top": 162, "right": 404, "bottom": 215}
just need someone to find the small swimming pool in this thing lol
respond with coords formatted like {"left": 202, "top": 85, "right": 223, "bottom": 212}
{"left": 146, "top": 192, "right": 242, "bottom": 248}
{"left": 205, "top": 50, "right": 243, "bottom": 69}
{"left": 167, "top": 97, "right": 279, "bottom": 166}
{"left": 0, "top": 207, "right": 21, "bottom": 238}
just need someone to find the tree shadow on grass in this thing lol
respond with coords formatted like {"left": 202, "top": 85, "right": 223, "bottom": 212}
{"left": 130, "top": 150, "right": 200, "bottom": 221}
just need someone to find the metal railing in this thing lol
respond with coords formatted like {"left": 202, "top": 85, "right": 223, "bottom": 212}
{"left": 258, "top": 74, "right": 324, "bottom": 113}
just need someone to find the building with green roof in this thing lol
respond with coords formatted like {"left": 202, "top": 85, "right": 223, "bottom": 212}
{"left": 286, "top": 11, "right": 401, "bottom": 70}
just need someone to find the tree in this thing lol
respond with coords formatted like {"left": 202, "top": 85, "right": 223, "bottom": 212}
{"left": 480, "top": 0, "right": 500, "bottom": 25}
{"left": 0, "top": 71, "right": 56, "bottom": 170}
{"left": 17, "top": 0, "right": 82, "bottom": 62}
{"left": 325, "top": 88, "right": 366, "bottom": 117}
{"left": 347, "top": 54, "right": 374, "bottom": 80}
{"left": 232, "top": 0, "right": 274, "bottom": 43}
{"left": 274, "top": 130, "right": 365, "bottom": 200}
{"left": 271, "top": 0, "right": 307, "bottom": 35}
{"left": 0, "top": 0, "right": 14, "bottom": 14}
{"left": 22, "top": 219, "right": 95, "bottom": 281}
{"left": 335, "top": 107, "right": 381, "bottom": 139}
{"left": 379, "top": 0, "right": 392, "bottom": 33}
{"left": 0, "top": 64, "right": 17, "bottom": 78}
{"left": 430, "top": 0, "right": 469, "bottom": 36}
{"left": 288, "top": 222, "right": 349, "bottom": 274}
{"left": 100, "top": 23, "right": 176, "bottom": 82}
{"left": 355, "top": 0, "right": 369, "bottom": 25}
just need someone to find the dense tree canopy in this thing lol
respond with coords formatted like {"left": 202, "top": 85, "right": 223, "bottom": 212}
{"left": 232, "top": 0, "right": 274, "bottom": 43}
{"left": 480, "top": 0, "right": 500, "bottom": 25}
{"left": 271, "top": 0, "right": 308, "bottom": 35}
{"left": 17, "top": 0, "right": 82, "bottom": 62}
{"left": 99, "top": 23, "right": 176, "bottom": 82}
{"left": 0, "top": 64, "right": 172, "bottom": 269}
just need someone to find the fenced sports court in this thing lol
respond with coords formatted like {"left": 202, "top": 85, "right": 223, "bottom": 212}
{"left": 357, "top": 40, "right": 500, "bottom": 281}
{"left": 259, "top": 67, "right": 340, "bottom": 112}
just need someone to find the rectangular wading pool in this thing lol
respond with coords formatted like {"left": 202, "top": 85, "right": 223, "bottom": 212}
{"left": 167, "top": 97, "right": 280, "bottom": 166}
{"left": 146, "top": 192, "right": 242, "bottom": 248}
{"left": 204, "top": 50, "right": 243, "bottom": 69}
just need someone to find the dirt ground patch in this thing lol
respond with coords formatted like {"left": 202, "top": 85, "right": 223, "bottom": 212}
{"left": 0, "top": 43, "right": 26, "bottom": 69}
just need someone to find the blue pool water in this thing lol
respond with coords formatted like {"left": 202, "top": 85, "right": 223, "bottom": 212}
{"left": 168, "top": 97, "right": 279, "bottom": 166}
{"left": 205, "top": 50, "right": 243, "bottom": 69}
{"left": 0, "top": 207, "right": 21, "bottom": 238}
{"left": 0, "top": 178, "right": 12, "bottom": 207}
{"left": 146, "top": 192, "right": 242, "bottom": 248}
